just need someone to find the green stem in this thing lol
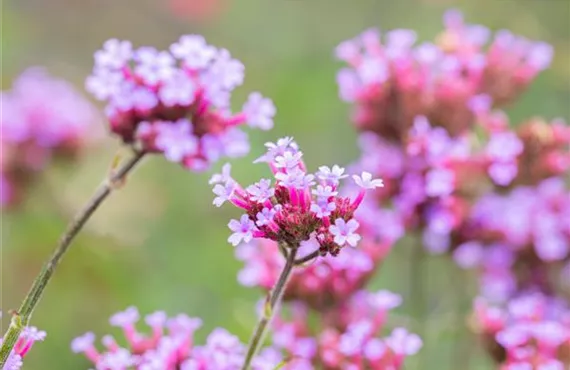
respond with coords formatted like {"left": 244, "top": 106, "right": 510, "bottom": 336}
{"left": 0, "top": 151, "right": 145, "bottom": 365}
{"left": 240, "top": 244, "right": 298, "bottom": 370}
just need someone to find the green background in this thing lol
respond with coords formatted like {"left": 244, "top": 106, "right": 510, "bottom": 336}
{"left": 1, "top": 0, "right": 569, "bottom": 369}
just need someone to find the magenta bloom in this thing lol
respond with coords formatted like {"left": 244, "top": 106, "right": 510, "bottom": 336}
{"left": 473, "top": 293, "right": 570, "bottom": 368}
{"left": 335, "top": 10, "right": 553, "bottom": 140}
{"left": 211, "top": 137, "right": 384, "bottom": 256}
{"left": 86, "top": 36, "right": 275, "bottom": 171}
{"left": 272, "top": 290, "right": 422, "bottom": 369}
{"left": 71, "top": 307, "right": 283, "bottom": 369}
{"left": 0, "top": 312, "right": 46, "bottom": 370}
{"left": 1, "top": 67, "right": 99, "bottom": 208}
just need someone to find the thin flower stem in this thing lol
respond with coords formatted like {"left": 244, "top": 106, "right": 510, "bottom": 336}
{"left": 240, "top": 244, "right": 299, "bottom": 370}
{"left": 0, "top": 150, "right": 146, "bottom": 365}
{"left": 293, "top": 249, "right": 319, "bottom": 265}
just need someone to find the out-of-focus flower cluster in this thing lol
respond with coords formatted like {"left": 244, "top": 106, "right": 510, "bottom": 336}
{"left": 0, "top": 312, "right": 46, "bottom": 370}
{"left": 472, "top": 293, "right": 570, "bottom": 369}
{"left": 86, "top": 36, "right": 275, "bottom": 172}
{"left": 336, "top": 9, "right": 553, "bottom": 140}
{"left": 72, "top": 307, "right": 284, "bottom": 370}
{"left": 455, "top": 177, "right": 570, "bottom": 302}
{"left": 236, "top": 236, "right": 391, "bottom": 310}
{"left": 211, "top": 137, "right": 384, "bottom": 256}
{"left": 272, "top": 290, "right": 422, "bottom": 369}
{"left": 1, "top": 68, "right": 99, "bottom": 209}
{"left": 336, "top": 8, "right": 569, "bottom": 367}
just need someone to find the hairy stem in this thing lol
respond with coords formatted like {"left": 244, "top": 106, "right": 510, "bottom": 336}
{"left": 0, "top": 151, "right": 145, "bottom": 365}
{"left": 241, "top": 244, "right": 298, "bottom": 370}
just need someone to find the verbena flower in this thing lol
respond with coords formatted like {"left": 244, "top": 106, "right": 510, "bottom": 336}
{"left": 211, "top": 137, "right": 383, "bottom": 256}
{"left": 0, "top": 312, "right": 46, "bottom": 370}
{"left": 472, "top": 293, "right": 570, "bottom": 369}
{"left": 0, "top": 67, "right": 99, "bottom": 208}
{"left": 86, "top": 36, "right": 275, "bottom": 171}
{"left": 335, "top": 9, "right": 552, "bottom": 141}
{"left": 272, "top": 290, "right": 422, "bottom": 369}
{"left": 71, "top": 307, "right": 283, "bottom": 369}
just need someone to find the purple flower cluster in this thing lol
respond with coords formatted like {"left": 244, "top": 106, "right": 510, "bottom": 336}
{"left": 71, "top": 307, "right": 283, "bottom": 369}
{"left": 473, "top": 293, "right": 570, "bottom": 369}
{"left": 1, "top": 67, "right": 99, "bottom": 208}
{"left": 0, "top": 312, "right": 46, "bottom": 370}
{"left": 454, "top": 178, "right": 570, "bottom": 302}
{"left": 335, "top": 9, "right": 552, "bottom": 140}
{"left": 86, "top": 36, "right": 275, "bottom": 171}
{"left": 211, "top": 137, "right": 384, "bottom": 256}
{"left": 337, "top": 9, "right": 569, "bottom": 367}
{"left": 272, "top": 290, "right": 422, "bottom": 369}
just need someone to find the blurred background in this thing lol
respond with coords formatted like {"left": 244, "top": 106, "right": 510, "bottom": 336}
{"left": 1, "top": 0, "right": 569, "bottom": 368}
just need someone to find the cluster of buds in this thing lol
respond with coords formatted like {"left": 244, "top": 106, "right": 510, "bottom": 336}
{"left": 472, "top": 293, "right": 570, "bottom": 369}
{"left": 71, "top": 307, "right": 284, "bottom": 369}
{"left": 272, "top": 290, "right": 422, "bottom": 369}
{"left": 335, "top": 9, "right": 552, "bottom": 141}
{"left": 0, "top": 312, "right": 46, "bottom": 370}
{"left": 211, "top": 137, "right": 384, "bottom": 256}
{"left": 1, "top": 68, "right": 99, "bottom": 209}
{"left": 86, "top": 35, "right": 275, "bottom": 171}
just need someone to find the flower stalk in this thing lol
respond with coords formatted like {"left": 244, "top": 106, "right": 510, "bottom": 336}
{"left": 0, "top": 150, "right": 145, "bottom": 366}
{"left": 240, "top": 243, "right": 298, "bottom": 370}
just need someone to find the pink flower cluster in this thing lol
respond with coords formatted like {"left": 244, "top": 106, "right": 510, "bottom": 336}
{"left": 1, "top": 67, "right": 99, "bottom": 208}
{"left": 211, "top": 137, "right": 384, "bottom": 256}
{"left": 86, "top": 36, "right": 275, "bottom": 171}
{"left": 236, "top": 235, "right": 392, "bottom": 310}
{"left": 337, "top": 9, "right": 569, "bottom": 367}
{"left": 0, "top": 312, "right": 46, "bottom": 370}
{"left": 272, "top": 290, "right": 422, "bottom": 369}
{"left": 71, "top": 307, "right": 283, "bottom": 369}
{"left": 336, "top": 9, "right": 552, "bottom": 140}
{"left": 455, "top": 178, "right": 570, "bottom": 300}
{"left": 473, "top": 293, "right": 570, "bottom": 369}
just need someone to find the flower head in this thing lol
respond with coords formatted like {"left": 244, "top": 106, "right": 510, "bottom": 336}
{"left": 87, "top": 35, "right": 275, "bottom": 171}
{"left": 214, "top": 137, "right": 382, "bottom": 256}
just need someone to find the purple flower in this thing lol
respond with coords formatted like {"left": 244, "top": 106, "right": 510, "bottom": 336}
{"left": 110, "top": 306, "right": 140, "bottom": 328}
{"left": 228, "top": 214, "right": 257, "bottom": 246}
{"left": 486, "top": 132, "right": 523, "bottom": 162}
{"left": 154, "top": 120, "right": 199, "bottom": 162}
{"left": 385, "top": 328, "right": 423, "bottom": 356}
{"left": 310, "top": 199, "right": 337, "bottom": 218}
{"left": 209, "top": 163, "right": 233, "bottom": 185}
{"left": 94, "top": 39, "right": 133, "bottom": 70}
{"left": 212, "top": 182, "right": 235, "bottom": 207}
{"left": 274, "top": 151, "right": 304, "bottom": 170}
{"left": 425, "top": 168, "right": 455, "bottom": 197}
{"left": 246, "top": 179, "right": 275, "bottom": 203}
{"left": 170, "top": 34, "right": 217, "bottom": 69}
{"left": 316, "top": 165, "right": 348, "bottom": 186}
{"left": 134, "top": 47, "right": 176, "bottom": 85}
{"left": 352, "top": 172, "right": 384, "bottom": 189}
{"left": 242, "top": 92, "right": 276, "bottom": 130}
{"left": 453, "top": 242, "right": 484, "bottom": 269}
{"left": 329, "top": 218, "right": 361, "bottom": 247}
{"left": 159, "top": 72, "right": 197, "bottom": 107}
